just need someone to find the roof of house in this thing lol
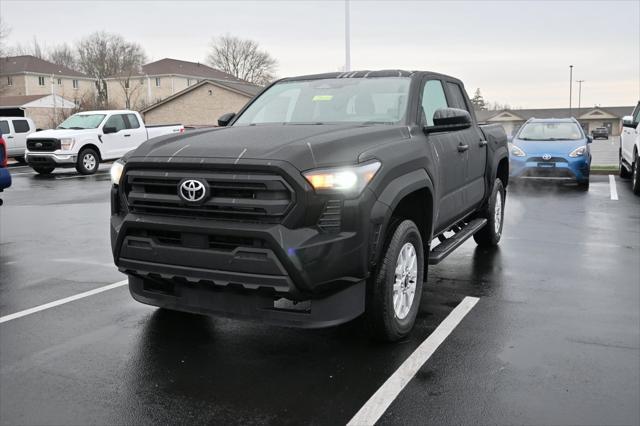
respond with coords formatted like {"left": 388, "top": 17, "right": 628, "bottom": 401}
{"left": 0, "top": 55, "right": 89, "bottom": 78}
{"left": 476, "top": 106, "right": 635, "bottom": 122}
{"left": 0, "top": 94, "right": 75, "bottom": 109}
{"left": 138, "top": 58, "right": 246, "bottom": 82}
{"left": 140, "top": 79, "right": 260, "bottom": 114}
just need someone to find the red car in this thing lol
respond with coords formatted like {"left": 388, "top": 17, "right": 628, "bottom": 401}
{"left": 0, "top": 134, "right": 12, "bottom": 205}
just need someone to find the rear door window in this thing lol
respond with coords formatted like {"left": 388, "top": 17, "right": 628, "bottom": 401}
{"left": 446, "top": 82, "right": 470, "bottom": 112}
{"left": 104, "top": 114, "right": 127, "bottom": 132}
{"left": 0, "top": 121, "right": 9, "bottom": 135}
{"left": 421, "top": 80, "right": 448, "bottom": 126}
{"left": 13, "top": 119, "right": 31, "bottom": 133}
{"left": 125, "top": 114, "right": 140, "bottom": 129}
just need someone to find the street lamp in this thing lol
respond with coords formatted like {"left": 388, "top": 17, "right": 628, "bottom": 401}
{"left": 576, "top": 80, "right": 585, "bottom": 110}
{"left": 569, "top": 65, "right": 573, "bottom": 116}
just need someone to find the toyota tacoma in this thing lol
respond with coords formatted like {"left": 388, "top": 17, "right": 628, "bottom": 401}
{"left": 110, "top": 70, "right": 509, "bottom": 341}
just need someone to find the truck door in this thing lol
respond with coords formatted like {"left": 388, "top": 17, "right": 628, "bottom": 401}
{"left": 123, "top": 113, "right": 147, "bottom": 154}
{"left": 420, "top": 78, "right": 467, "bottom": 231}
{"left": 445, "top": 81, "right": 487, "bottom": 209}
{"left": 622, "top": 102, "right": 640, "bottom": 163}
{"left": 0, "top": 120, "right": 12, "bottom": 153}
{"left": 101, "top": 114, "right": 129, "bottom": 159}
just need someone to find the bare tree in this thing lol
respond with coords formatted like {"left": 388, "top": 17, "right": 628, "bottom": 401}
{"left": 12, "top": 36, "right": 46, "bottom": 59}
{"left": 115, "top": 44, "right": 147, "bottom": 109}
{"left": 76, "top": 31, "right": 146, "bottom": 106}
{"left": 206, "top": 34, "right": 277, "bottom": 86}
{"left": 0, "top": 18, "right": 10, "bottom": 57}
{"left": 48, "top": 43, "right": 78, "bottom": 71}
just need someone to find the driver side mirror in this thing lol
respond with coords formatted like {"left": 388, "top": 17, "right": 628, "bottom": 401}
{"left": 218, "top": 112, "right": 236, "bottom": 127}
{"left": 622, "top": 115, "right": 636, "bottom": 128}
{"left": 424, "top": 108, "right": 472, "bottom": 134}
{"left": 103, "top": 126, "right": 117, "bottom": 134}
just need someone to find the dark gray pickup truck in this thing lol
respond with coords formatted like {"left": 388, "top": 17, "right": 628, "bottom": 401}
{"left": 110, "top": 70, "right": 508, "bottom": 341}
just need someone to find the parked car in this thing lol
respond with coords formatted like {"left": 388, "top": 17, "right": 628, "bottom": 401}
{"left": 509, "top": 117, "right": 592, "bottom": 189}
{"left": 619, "top": 101, "right": 640, "bottom": 194}
{"left": 109, "top": 70, "right": 509, "bottom": 341}
{"left": 24, "top": 110, "right": 184, "bottom": 175}
{"left": 591, "top": 127, "right": 609, "bottom": 139}
{"left": 0, "top": 134, "right": 11, "bottom": 205}
{"left": 0, "top": 117, "right": 37, "bottom": 163}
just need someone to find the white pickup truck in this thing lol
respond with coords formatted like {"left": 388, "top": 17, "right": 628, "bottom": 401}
{"left": 25, "top": 110, "right": 184, "bottom": 175}
{"left": 619, "top": 101, "right": 640, "bottom": 195}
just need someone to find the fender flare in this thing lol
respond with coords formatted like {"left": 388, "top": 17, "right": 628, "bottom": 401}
{"left": 368, "top": 169, "right": 435, "bottom": 266}
{"left": 77, "top": 140, "right": 104, "bottom": 161}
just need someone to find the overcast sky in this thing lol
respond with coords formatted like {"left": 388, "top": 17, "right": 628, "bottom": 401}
{"left": 2, "top": 0, "right": 639, "bottom": 108}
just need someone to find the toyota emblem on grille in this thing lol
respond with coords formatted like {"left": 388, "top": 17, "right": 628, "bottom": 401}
{"left": 542, "top": 154, "right": 552, "bottom": 161}
{"left": 178, "top": 179, "right": 208, "bottom": 203}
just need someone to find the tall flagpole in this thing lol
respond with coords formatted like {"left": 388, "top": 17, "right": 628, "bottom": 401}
{"left": 345, "top": 0, "right": 351, "bottom": 72}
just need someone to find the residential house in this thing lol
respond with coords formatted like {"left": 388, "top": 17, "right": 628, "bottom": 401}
{"left": 476, "top": 106, "right": 635, "bottom": 137}
{"left": 105, "top": 58, "right": 259, "bottom": 110}
{"left": 141, "top": 79, "right": 261, "bottom": 127}
{"left": 0, "top": 94, "right": 76, "bottom": 129}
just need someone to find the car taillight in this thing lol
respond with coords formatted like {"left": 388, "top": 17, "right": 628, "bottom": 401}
{"left": 0, "top": 137, "right": 7, "bottom": 167}
{"left": 179, "top": 127, "right": 185, "bottom": 133}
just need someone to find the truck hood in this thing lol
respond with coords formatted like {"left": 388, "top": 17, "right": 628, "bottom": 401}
{"left": 513, "top": 138, "right": 588, "bottom": 157}
{"left": 28, "top": 128, "right": 97, "bottom": 139}
{"left": 130, "top": 124, "right": 410, "bottom": 170}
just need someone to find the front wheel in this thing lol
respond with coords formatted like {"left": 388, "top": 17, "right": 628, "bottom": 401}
{"left": 633, "top": 153, "right": 640, "bottom": 195}
{"left": 473, "top": 179, "right": 506, "bottom": 247}
{"left": 76, "top": 148, "right": 99, "bottom": 175}
{"left": 367, "top": 220, "right": 424, "bottom": 342}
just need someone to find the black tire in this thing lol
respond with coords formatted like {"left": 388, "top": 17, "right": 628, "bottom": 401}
{"left": 473, "top": 179, "right": 505, "bottom": 247}
{"left": 619, "top": 150, "right": 632, "bottom": 178}
{"left": 633, "top": 153, "right": 640, "bottom": 195}
{"left": 14, "top": 156, "right": 26, "bottom": 164}
{"left": 33, "top": 166, "right": 55, "bottom": 175}
{"left": 76, "top": 148, "right": 99, "bottom": 175}
{"left": 367, "top": 219, "right": 424, "bottom": 342}
{"left": 577, "top": 180, "right": 590, "bottom": 191}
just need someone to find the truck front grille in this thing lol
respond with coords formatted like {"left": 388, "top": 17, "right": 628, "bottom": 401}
{"left": 124, "top": 169, "right": 294, "bottom": 223}
{"left": 27, "top": 139, "right": 60, "bottom": 152}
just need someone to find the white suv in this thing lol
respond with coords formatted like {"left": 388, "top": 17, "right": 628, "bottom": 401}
{"left": 620, "top": 101, "right": 640, "bottom": 195}
{"left": 0, "top": 117, "right": 37, "bottom": 163}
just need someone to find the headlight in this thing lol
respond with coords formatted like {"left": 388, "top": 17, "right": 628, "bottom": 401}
{"left": 110, "top": 160, "right": 125, "bottom": 186}
{"left": 569, "top": 146, "right": 587, "bottom": 157}
{"left": 511, "top": 145, "right": 526, "bottom": 157}
{"left": 60, "top": 138, "right": 75, "bottom": 151}
{"left": 303, "top": 161, "right": 381, "bottom": 197}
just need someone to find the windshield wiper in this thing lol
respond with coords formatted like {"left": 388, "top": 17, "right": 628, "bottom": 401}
{"left": 361, "top": 121, "right": 393, "bottom": 125}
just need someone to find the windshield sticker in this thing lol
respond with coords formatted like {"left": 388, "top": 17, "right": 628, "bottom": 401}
{"left": 312, "top": 95, "right": 334, "bottom": 102}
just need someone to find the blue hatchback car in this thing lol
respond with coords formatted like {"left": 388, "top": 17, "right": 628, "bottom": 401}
{"left": 509, "top": 118, "right": 592, "bottom": 189}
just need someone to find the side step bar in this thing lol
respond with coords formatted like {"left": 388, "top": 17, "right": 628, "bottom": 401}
{"left": 429, "top": 218, "right": 488, "bottom": 265}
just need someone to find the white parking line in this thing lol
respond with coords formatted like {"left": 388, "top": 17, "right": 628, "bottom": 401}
{"left": 0, "top": 280, "right": 127, "bottom": 324}
{"left": 347, "top": 296, "right": 479, "bottom": 426}
{"left": 609, "top": 174, "right": 618, "bottom": 201}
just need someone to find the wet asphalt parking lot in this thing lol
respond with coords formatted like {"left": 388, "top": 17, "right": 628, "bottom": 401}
{"left": 0, "top": 164, "right": 639, "bottom": 425}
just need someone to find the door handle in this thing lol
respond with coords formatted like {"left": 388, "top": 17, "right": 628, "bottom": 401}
{"left": 124, "top": 134, "right": 131, "bottom": 137}
{"left": 7, "top": 135, "right": 14, "bottom": 139}
{"left": 457, "top": 144, "right": 469, "bottom": 152}
{"left": 479, "top": 140, "right": 488, "bottom": 147}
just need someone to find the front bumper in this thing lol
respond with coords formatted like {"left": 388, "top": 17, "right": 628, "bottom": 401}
{"left": 25, "top": 152, "right": 77, "bottom": 167}
{"left": 110, "top": 159, "right": 388, "bottom": 327}
{"left": 509, "top": 155, "right": 590, "bottom": 182}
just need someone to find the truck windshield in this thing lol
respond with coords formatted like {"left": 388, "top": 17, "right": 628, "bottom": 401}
{"left": 518, "top": 122, "right": 583, "bottom": 141}
{"left": 58, "top": 114, "right": 106, "bottom": 130}
{"left": 234, "top": 77, "right": 410, "bottom": 126}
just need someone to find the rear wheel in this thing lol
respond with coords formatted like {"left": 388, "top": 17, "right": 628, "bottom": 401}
{"left": 367, "top": 219, "right": 424, "bottom": 342}
{"left": 473, "top": 179, "right": 505, "bottom": 247}
{"left": 33, "top": 166, "right": 55, "bottom": 175}
{"left": 76, "top": 148, "right": 99, "bottom": 175}
{"left": 619, "top": 150, "right": 632, "bottom": 178}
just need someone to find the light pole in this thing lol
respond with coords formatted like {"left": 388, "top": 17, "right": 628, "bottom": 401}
{"left": 345, "top": 0, "right": 351, "bottom": 72}
{"left": 569, "top": 65, "right": 573, "bottom": 116}
{"left": 576, "top": 79, "right": 585, "bottom": 110}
